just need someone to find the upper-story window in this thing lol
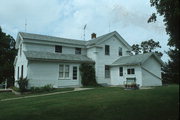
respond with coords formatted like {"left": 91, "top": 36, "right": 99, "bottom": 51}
{"left": 75, "top": 48, "right": 81, "bottom": 54}
{"left": 119, "top": 47, "right": 122, "bottom": 56}
{"left": 127, "top": 68, "right": 135, "bottom": 75}
{"left": 55, "top": 45, "right": 62, "bottom": 53}
{"left": 105, "top": 45, "right": 110, "bottom": 55}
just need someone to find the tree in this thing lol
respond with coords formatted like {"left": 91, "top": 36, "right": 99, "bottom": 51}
{"left": 79, "top": 63, "right": 97, "bottom": 86}
{"left": 0, "top": 27, "right": 17, "bottom": 87}
{"left": 141, "top": 39, "right": 161, "bottom": 53}
{"left": 131, "top": 39, "right": 162, "bottom": 57}
{"left": 132, "top": 44, "right": 141, "bottom": 55}
{"left": 148, "top": 0, "right": 180, "bottom": 83}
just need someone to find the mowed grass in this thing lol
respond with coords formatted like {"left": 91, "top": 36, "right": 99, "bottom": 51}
{"left": 0, "top": 88, "right": 74, "bottom": 100}
{"left": 0, "top": 85, "right": 179, "bottom": 120}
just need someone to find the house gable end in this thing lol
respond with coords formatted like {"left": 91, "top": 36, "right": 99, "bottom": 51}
{"left": 95, "top": 31, "right": 132, "bottom": 51}
{"left": 141, "top": 53, "right": 164, "bottom": 66}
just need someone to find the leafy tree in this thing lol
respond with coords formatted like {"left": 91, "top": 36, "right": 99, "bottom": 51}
{"left": 132, "top": 44, "right": 141, "bottom": 55}
{"left": 0, "top": 27, "right": 17, "bottom": 87}
{"left": 79, "top": 63, "right": 97, "bottom": 86}
{"left": 148, "top": 0, "right": 180, "bottom": 83}
{"left": 131, "top": 39, "right": 162, "bottom": 57}
{"left": 141, "top": 39, "right": 161, "bottom": 53}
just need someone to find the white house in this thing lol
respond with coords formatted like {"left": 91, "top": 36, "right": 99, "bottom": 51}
{"left": 14, "top": 31, "right": 163, "bottom": 88}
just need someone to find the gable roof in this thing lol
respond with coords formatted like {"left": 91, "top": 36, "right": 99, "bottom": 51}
{"left": 24, "top": 51, "right": 94, "bottom": 63}
{"left": 16, "top": 31, "right": 131, "bottom": 50}
{"left": 19, "top": 32, "right": 87, "bottom": 46}
{"left": 86, "top": 31, "right": 132, "bottom": 49}
{"left": 112, "top": 52, "right": 164, "bottom": 66}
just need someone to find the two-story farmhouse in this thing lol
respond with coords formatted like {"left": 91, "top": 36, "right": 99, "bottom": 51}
{"left": 14, "top": 31, "right": 163, "bottom": 88}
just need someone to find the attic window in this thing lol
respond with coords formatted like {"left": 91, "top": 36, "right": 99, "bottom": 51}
{"left": 55, "top": 45, "right": 62, "bottom": 53}
{"left": 75, "top": 48, "right": 81, "bottom": 54}
{"left": 105, "top": 45, "right": 110, "bottom": 55}
{"left": 119, "top": 47, "right": 122, "bottom": 56}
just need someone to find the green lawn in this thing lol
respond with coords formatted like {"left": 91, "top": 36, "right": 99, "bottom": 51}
{"left": 0, "top": 88, "right": 74, "bottom": 100}
{"left": 0, "top": 85, "right": 179, "bottom": 120}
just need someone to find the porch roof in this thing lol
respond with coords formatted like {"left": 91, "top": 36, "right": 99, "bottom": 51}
{"left": 24, "top": 51, "right": 94, "bottom": 63}
{"left": 111, "top": 52, "right": 164, "bottom": 66}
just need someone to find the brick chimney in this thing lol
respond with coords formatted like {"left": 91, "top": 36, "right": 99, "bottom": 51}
{"left": 91, "top": 33, "right": 96, "bottom": 39}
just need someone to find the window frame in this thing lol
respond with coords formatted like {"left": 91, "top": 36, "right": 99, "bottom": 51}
{"left": 55, "top": 45, "right": 62, "bottom": 53}
{"left": 59, "top": 64, "right": 70, "bottom": 79}
{"left": 19, "top": 44, "right": 22, "bottom": 56}
{"left": 119, "top": 67, "right": 123, "bottom": 76}
{"left": 119, "top": 47, "right": 123, "bottom": 56}
{"left": 105, "top": 65, "right": 110, "bottom": 78}
{"left": 17, "top": 66, "right": 19, "bottom": 79}
{"left": 72, "top": 66, "right": 78, "bottom": 80}
{"left": 21, "top": 65, "right": 23, "bottom": 78}
{"left": 105, "top": 45, "right": 110, "bottom": 55}
{"left": 75, "top": 48, "right": 81, "bottom": 55}
{"left": 127, "top": 68, "right": 135, "bottom": 75}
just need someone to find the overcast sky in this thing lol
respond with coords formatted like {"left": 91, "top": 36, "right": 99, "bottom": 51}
{"left": 0, "top": 0, "right": 169, "bottom": 61}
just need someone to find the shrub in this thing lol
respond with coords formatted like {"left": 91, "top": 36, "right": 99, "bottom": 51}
{"left": 30, "top": 84, "right": 54, "bottom": 93}
{"left": 10, "top": 86, "right": 20, "bottom": 92}
{"left": 17, "top": 77, "right": 28, "bottom": 92}
{"left": 42, "top": 84, "right": 54, "bottom": 92}
{"left": 79, "top": 63, "right": 98, "bottom": 86}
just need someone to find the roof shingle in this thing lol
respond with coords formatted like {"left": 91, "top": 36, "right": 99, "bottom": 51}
{"left": 24, "top": 51, "right": 94, "bottom": 63}
{"left": 112, "top": 52, "right": 163, "bottom": 66}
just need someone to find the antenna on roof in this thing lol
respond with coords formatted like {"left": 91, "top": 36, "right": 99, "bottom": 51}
{"left": 25, "top": 17, "right": 27, "bottom": 32}
{"left": 83, "top": 24, "right": 87, "bottom": 40}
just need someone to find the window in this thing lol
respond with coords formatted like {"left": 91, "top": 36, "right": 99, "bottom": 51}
{"left": 59, "top": 65, "right": 70, "bottom": 79}
{"left": 105, "top": 65, "right": 110, "bottom": 78}
{"left": 119, "top": 67, "right": 123, "bottom": 76}
{"left": 19, "top": 44, "right": 22, "bottom": 56}
{"left": 73, "top": 66, "right": 78, "bottom": 80}
{"left": 65, "top": 65, "right": 70, "bottom": 78}
{"left": 119, "top": 47, "right": 122, "bottom": 56}
{"left": 59, "top": 65, "right": 64, "bottom": 78}
{"left": 21, "top": 65, "right": 23, "bottom": 78}
{"left": 75, "top": 48, "right": 81, "bottom": 54}
{"left": 55, "top": 45, "right": 62, "bottom": 53}
{"left": 127, "top": 68, "right": 135, "bottom": 74}
{"left": 105, "top": 45, "right": 110, "bottom": 55}
{"left": 17, "top": 67, "right": 19, "bottom": 79}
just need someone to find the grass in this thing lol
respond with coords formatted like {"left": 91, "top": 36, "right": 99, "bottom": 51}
{"left": 0, "top": 88, "right": 74, "bottom": 100}
{"left": 0, "top": 85, "right": 179, "bottom": 120}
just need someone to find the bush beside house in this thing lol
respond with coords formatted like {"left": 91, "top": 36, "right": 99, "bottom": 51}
{"left": 79, "top": 63, "right": 98, "bottom": 86}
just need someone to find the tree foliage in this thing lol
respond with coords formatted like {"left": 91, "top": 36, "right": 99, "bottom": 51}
{"left": 132, "top": 39, "right": 162, "bottom": 57}
{"left": 148, "top": 0, "right": 180, "bottom": 83}
{"left": 0, "top": 27, "right": 17, "bottom": 87}
{"left": 79, "top": 63, "right": 97, "bottom": 86}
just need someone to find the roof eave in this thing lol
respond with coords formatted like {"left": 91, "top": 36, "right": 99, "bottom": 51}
{"left": 27, "top": 58, "right": 94, "bottom": 63}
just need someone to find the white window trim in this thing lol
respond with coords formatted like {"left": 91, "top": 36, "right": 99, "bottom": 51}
{"left": 59, "top": 64, "right": 71, "bottom": 80}
{"left": 127, "top": 68, "right": 135, "bottom": 75}
{"left": 72, "top": 66, "right": 78, "bottom": 80}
